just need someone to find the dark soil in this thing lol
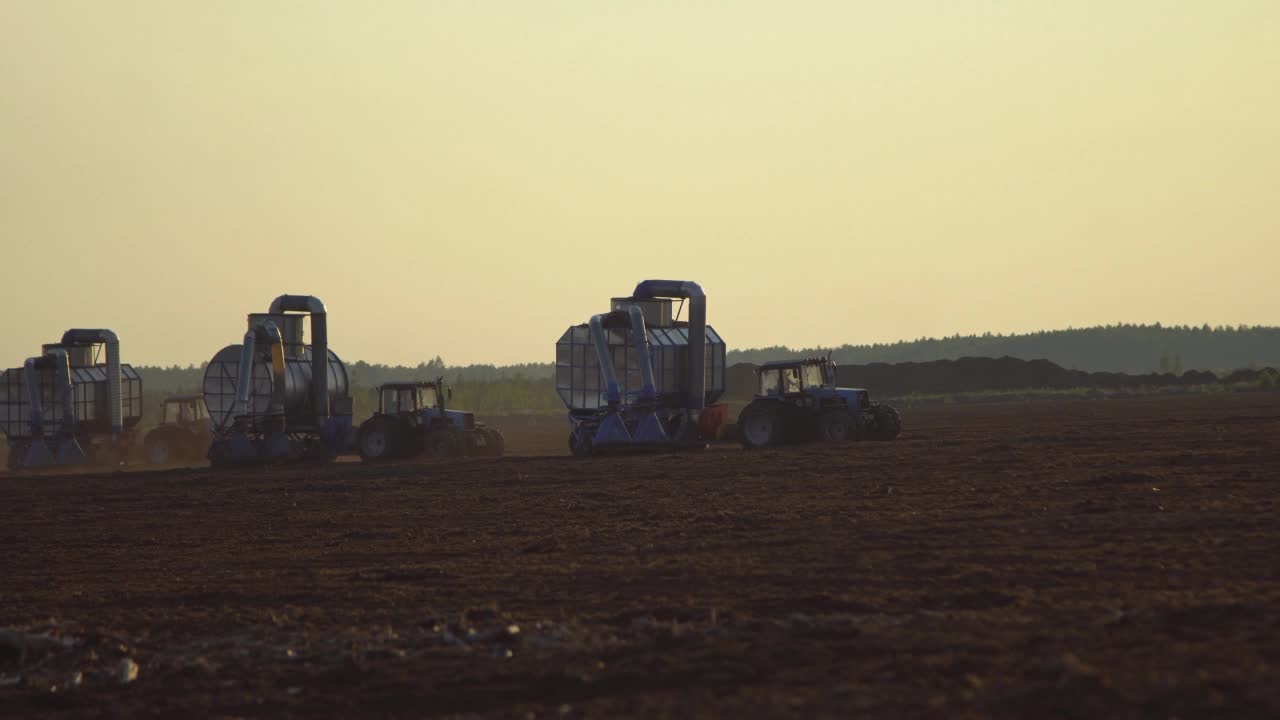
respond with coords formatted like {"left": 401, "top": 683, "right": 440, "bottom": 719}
{"left": 2, "top": 393, "right": 1278, "bottom": 718}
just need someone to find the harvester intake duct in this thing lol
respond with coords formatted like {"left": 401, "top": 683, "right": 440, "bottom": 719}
{"left": 233, "top": 329, "right": 258, "bottom": 419}
{"left": 631, "top": 280, "right": 706, "bottom": 411}
{"left": 48, "top": 349, "right": 76, "bottom": 433}
{"left": 626, "top": 305, "right": 658, "bottom": 401}
{"left": 268, "top": 295, "right": 329, "bottom": 420}
{"left": 22, "top": 357, "right": 44, "bottom": 432}
{"left": 59, "top": 329, "right": 121, "bottom": 436}
{"left": 588, "top": 315, "right": 622, "bottom": 406}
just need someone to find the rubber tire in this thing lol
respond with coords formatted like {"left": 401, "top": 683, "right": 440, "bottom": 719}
{"left": 6, "top": 441, "right": 25, "bottom": 472}
{"left": 870, "top": 405, "right": 902, "bottom": 440}
{"left": 144, "top": 429, "right": 182, "bottom": 465}
{"left": 481, "top": 427, "right": 505, "bottom": 457}
{"left": 817, "top": 409, "right": 857, "bottom": 442}
{"left": 357, "top": 419, "right": 400, "bottom": 462}
{"left": 569, "top": 431, "right": 592, "bottom": 458}
{"left": 425, "top": 427, "right": 462, "bottom": 458}
{"left": 739, "top": 401, "right": 785, "bottom": 449}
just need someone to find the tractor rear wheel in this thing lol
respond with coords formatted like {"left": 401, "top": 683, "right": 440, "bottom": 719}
{"left": 357, "top": 419, "right": 400, "bottom": 462}
{"left": 569, "top": 431, "right": 592, "bottom": 458}
{"left": 481, "top": 427, "right": 506, "bottom": 457}
{"left": 817, "top": 409, "right": 857, "bottom": 442}
{"left": 870, "top": 404, "right": 902, "bottom": 440}
{"left": 425, "top": 427, "right": 461, "bottom": 458}
{"left": 739, "top": 401, "right": 785, "bottom": 449}
{"left": 144, "top": 428, "right": 184, "bottom": 465}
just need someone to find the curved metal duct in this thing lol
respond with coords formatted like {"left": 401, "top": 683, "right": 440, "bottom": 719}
{"left": 588, "top": 314, "right": 622, "bottom": 406}
{"left": 60, "top": 329, "right": 121, "bottom": 436}
{"left": 267, "top": 295, "right": 329, "bottom": 420}
{"left": 259, "top": 320, "right": 287, "bottom": 416}
{"left": 22, "top": 357, "right": 44, "bottom": 433}
{"left": 630, "top": 280, "right": 707, "bottom": 411}
{"left": 46, "top": 349, "right": 77, "bottom": 433}
{"left": 232, "top": 329, "right": 258, "bottom": 420}
{"left": 625, "top": 305, "right": 658, "bottom": 402}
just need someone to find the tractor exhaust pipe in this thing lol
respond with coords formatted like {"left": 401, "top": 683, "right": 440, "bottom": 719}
{"left": 268, "top": 295, "right": 329, "bottom": 420}
{"left": 59, "top": 329, "right": 121, "bottom": 437}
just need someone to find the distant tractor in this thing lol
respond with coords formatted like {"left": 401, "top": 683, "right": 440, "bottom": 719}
{"left": 737, "top": 357, "right": 901, "bottom": 449}
{"left": 142, "top": 394, "right": 213, "bottom": 465}
{"left": 356, "top": 380, "right": 504, "bottom": 462}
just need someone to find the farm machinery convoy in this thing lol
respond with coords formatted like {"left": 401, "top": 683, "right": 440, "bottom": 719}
{"left": 2, "top": 283, "right": 899, "bottom": 471}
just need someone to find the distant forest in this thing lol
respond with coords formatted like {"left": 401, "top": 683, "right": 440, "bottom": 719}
{"left": 137, "top": 324, "right": 1280, "bottom": 397}
{"left": 727, "top": 324, "right": 1280, "bottom": 375}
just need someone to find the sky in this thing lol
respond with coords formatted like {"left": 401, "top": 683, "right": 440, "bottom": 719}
{"left": 2, "top": 1, "right": 1277, "bottom": 367}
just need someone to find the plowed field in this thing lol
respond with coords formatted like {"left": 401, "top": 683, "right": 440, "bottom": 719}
{"left": 2, "top": 393, "right": 1278, "bottom": 718}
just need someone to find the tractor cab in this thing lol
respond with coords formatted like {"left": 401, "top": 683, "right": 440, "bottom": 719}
{"left": 379, "top": 382, "right": 447, "bottom": 416}
{"left": 160, "top": 395, "right": 209, "bottom": 428}
{"left": 757, "top": 358, "right": 835, "bottom": 397}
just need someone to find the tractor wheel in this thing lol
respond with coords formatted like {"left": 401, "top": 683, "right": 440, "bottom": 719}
{"left": 144, "top": 428, "right": 183, "bottom": 465}
{"left": 357, "top": 419, "right": 400, "bottom": 462}
{"left": 569, "top": 431, "right": 592, "bottom": 458}
{"left": 870, "top": 405, "right": 902, "bottom": 441}
{"left": 817, "top": 409, "right": 857, "bottom": 442}
{"left": 739, "top": 401, "right": 785, "bottom": 449}
{"left": 481, "top": 427, "right": 506, "bottom": 457}
{"left": 425, "top": 427, "right": 462, "bottom": 458}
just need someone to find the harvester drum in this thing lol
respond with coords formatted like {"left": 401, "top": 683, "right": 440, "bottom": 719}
{"left": 0, "top": 329, "right": 143, "bottom": 471}
{"left": 556, "top": 280, "right": 727, "bottom": 456}
{"left": 201, "top": 295, "right": 353, "bottom": 465}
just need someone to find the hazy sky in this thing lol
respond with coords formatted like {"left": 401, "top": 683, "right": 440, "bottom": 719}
{"left": 2, "top": 1, "right": 1277, "bottom": 367}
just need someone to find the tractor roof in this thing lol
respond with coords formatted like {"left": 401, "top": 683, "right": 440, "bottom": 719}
{"left": 758, "top": 357, "right": 829, "bottom": 370}
{"left": 378, "top": 380, "right": 441, "bottom": 390}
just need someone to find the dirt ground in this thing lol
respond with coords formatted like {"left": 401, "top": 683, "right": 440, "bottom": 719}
{"left": 1, "top": 393, "right": 1278, "bottom": 718}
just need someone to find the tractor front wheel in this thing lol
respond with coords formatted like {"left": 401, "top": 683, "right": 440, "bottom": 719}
{"left": 739, "top": 401, "right": 785, "bottom": 449}
{"left": 817, "top": 409, "right": 857, "bottom": 442}
{"left": 569, "top": 431, "right": 593, "bottom": 458}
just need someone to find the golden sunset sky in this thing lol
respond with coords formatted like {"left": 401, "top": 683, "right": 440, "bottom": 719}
{"left": 2, "top": 1, "right": 1276, "bottom": 366}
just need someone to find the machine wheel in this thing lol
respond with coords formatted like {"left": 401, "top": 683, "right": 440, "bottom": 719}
{"left": 357, "top": 419, "right": 401, "bottom": 462}
{"left": 144, "top": 428, "right": 186, "bottom": 465}
{"left": 6, "top": 441, "right": 26, "bottom": 472}
{"left": 870, "top": 405, "right": 902, "bottom": 440}
{"left": 569, "top": 431, "right": 592, "bottom": 458}
{"left": 739, "top": 401, "right": 785, "bottom": 449}
{"left": 480, "top": 427, "right": 506, "bottom": 457}
{"left": 817, "top": 409, "right": 857, "bottom": 442}
{"left": 425, "top": 427, "right": 461, "bottom": 458}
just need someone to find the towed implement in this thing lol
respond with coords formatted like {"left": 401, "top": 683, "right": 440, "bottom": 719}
{"left": 556, "top": 280, "right": 729, "bottom": 456}
{"left": 0, "top": 329, "right": 142, "bottom": 471}
{"left": 202, "top": 294, "right": 353, "bottom": 466}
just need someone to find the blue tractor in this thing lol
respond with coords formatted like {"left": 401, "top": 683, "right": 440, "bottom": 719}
{"left": 737, "top": 357, "right": 901, "bottom": 448}
{"left": 355, "top": 380, "right": 504, "bottom": 462}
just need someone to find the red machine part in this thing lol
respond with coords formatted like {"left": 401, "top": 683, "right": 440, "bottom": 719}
{"left": 699, "top": 403, "right": 729, "bottom": 440}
